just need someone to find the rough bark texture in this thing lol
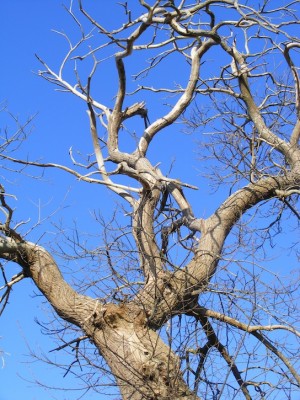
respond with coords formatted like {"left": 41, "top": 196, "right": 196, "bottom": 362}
{"left": 88, "top": 304, "right": 197, "bottom": 399}
{"left": 0, "top": 238, "right": 198, "bottom": 398}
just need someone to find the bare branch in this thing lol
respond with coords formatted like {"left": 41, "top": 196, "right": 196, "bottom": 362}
{"left": 87, "top": 97, "right": 136, "bottom": 204}
{"left": 1, "top": 154, "right": 141, "bottom": 193}
{"left": 190, "top": 306, "right": 300, "bottom": 387}
{"left": 137, "top": 39, "right": 217, "bottom": 156}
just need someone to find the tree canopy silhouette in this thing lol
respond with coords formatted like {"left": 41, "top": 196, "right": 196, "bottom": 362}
{"left": 1, "top": 1, "right": 300, "bottom": 399}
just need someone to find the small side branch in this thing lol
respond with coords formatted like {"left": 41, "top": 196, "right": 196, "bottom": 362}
{"left": 0, "top": 268, "right": 25, "bottom": 316}
{"left": 197, "top": 312, "right": 252, "bottom": 400}
{"left": 192, "top": 305, "right": 300, "bottom": 338}
{"left": 222, "top": 40, "right": 294, "bottom": 165}
{"left": 0, "top": 185, "right": 23, "bottom": 243}
{"left": 49, "top": 335, "right": 88, "bottom": 353}
{"left": 137, "top": 39, "right": 217, "bottom": 156}
{"left": 87, "top": 97, "right": 136, "bottom": 205}
{"left": 50, "top": 335, "right": 88, "bottom": 378}
{"left": 190, "top": 306, "right": 300, "bottom": 386}
{"left": 283, "top": 42, "right": 300, "bottom": 146}
{"left": 36, "top": 54, "right": 110, "bottom": 116}
{"left": 2, "top": 155, "right": 140, "bottom": 193}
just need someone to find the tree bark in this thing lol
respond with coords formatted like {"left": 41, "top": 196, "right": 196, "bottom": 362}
{"left": 0, "top": 237, "right": 198, "bottom": 399}
{"left": 87, "top": 303, "right": 198, "bottom": 399}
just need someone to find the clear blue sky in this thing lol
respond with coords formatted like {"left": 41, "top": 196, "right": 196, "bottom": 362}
{"left": 0, "top": 1, "right": 299, "bottom": 400}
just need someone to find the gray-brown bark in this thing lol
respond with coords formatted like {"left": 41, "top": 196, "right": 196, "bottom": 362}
{"left": 1, "top": 1, "right": 300, "bottom": 398}
{"left": 2, "top": 158, "right": 299, "bottom": 398}
{"left": 0, "top": 236, "right": 198, "bottom": 399}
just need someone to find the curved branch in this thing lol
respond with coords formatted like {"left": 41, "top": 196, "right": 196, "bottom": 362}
{"left": 284, "top": 43, "right": 300, "bottom": 147}
{"left": 198, "top": 311, "right": 251, "bottom": 399}
{"left": 190, "top": 305, "right": 300, "bottom": 387}
{"left": 132, "top": 188, "right": 163, "bottom": 279}
{"left": 221, "top": 42, "right": 296, "bottom": 164}
{"left": 36, "top": 55, "right": 110, "bottom": 116}
{"left": 208, "top": 173, "right": 299, "bottom": 240}
{"left": 143, "top": 172, "right": 299, "bottom": 327}
{"left": 87, "top": 101, "right": 135, "bottom": 205}
{"left": 0, "top": 236, "right": 100, "bottom": 327}
{"left": 108, "top": 18, "right": 151, "bottom": 155}
{"left": 136, "top": 39, "right": 217, "bottom": 156}
{"left": 1, "top": 155, "right": 140, "bottom": 193}
{"left": 192, "top": 305, "right": 300, "bottom": 338}
{"left": 0, "top": 266, "right": 24, "bottom": 316}
{"left": 183, "top": 174, "right": 299, "bottom": 293}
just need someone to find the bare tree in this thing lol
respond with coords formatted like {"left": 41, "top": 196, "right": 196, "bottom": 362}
{"left": 1, "top": 1, "right": 300, "bottom": 399}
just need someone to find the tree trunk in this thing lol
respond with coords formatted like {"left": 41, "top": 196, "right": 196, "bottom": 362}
{"left": 86, "top": 303, "right": 199, "bottom": 400}
{"left": 0, "top": 238, "right": 197, "bottom": 399}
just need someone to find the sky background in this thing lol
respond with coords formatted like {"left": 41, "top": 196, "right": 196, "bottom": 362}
{"left": 0, "top": 1, "right": 299, "bottom": 400}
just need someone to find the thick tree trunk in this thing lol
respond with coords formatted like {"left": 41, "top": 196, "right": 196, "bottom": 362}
{"left": 1, "top": 172, "right": 298, "bottom": 399}
{"left": 0, "top": 238, "right": 197, "bottom": 399}
{"left": 85, "top": 303, "right": 199, "bottom": 400}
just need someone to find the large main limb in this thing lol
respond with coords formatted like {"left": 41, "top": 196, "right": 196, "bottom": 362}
{"left": 0, "top": 229, "right": 199, "bottom": 400}
{"left": 136, "top": 170, "right": 300, "bottom": 328}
